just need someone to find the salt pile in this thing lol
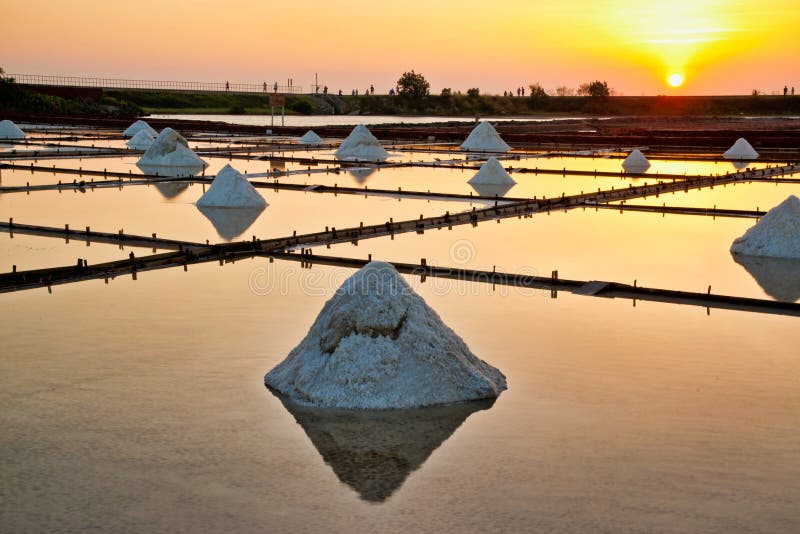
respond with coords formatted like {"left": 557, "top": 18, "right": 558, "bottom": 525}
{"left": 122, "top": 120, "right": 158, "bottom": 138}
{"left": 126, "top": 129, "right": 155, "bottom": 150}
{"left": 468, "top": 157, "right": 516, "bottom": 186}
{"left": 137, "top": 128, "right": 207, "bottom": 168}
{"left": 335, "top": 125, "right": 388, "bottom": 162}
{"left": 265, "top": 261, "right": 507, "bottom": 409}
{"left": 460, "top": 122, "right": 511, "bottom": 153}
{"left": 723, "top": 138, "right": 759, "bottom": 160}
{"left": 622, "top": 149, "right": 651, "bottom": 173}
{"left": 0, "top": 120, "right": 25, "bottom": 140}
{"left": 299, "top": 130, "right": 323, "bottom": 145}
{"left": 197, "top": 164, "right": 266, "bottom": 208}
{"left": 730, "top": 195, "right": 800, "bottom": 258}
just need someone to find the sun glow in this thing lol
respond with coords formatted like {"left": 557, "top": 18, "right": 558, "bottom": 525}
{"left": 668, "top": 73, "right": 684, "bottom": 87}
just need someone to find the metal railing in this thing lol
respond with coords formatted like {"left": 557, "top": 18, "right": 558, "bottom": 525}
{"left": 7, "top": 73, "right": 307, "bottom": 94}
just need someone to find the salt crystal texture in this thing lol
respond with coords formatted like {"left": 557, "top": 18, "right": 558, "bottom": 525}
{"left": 723, "top": 138, "right": 759, "bottom": 160}
{"left": 730, "top": 195, "right": 800, "bottom": 258}
{"left": 265, "top": 261, "right": 507, "bottom": 409}
{"left": 137, "top": 128, "right": 208, "bottom": 168}
{"left": 299, "top": 130, "right": 323, "bottom": 145}
{"left": 123, "top": 120, "right": 158, "bottom": 138}
{"left": 335, "top": 125, "right": 388, "bottom": 162}
{"left": 622, "top": 149, "right": 651, "bottom": 173}
{"left": 460, "top": 122, "right": 511, "bottom": 153}
{"left": 197, "top": 164, "right": 267, "bottom": 208}
{"left": 126, "top": 130, "right": 155, "bottom": 150}
{"left": 0, "top": 120, "right": 25, "bottom": 140}
{"left": 468, "top": 157, "right": 516, "bottom": 186}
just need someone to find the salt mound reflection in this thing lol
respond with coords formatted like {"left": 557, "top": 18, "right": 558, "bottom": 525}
{"left": 197, "top": 205, "right": 265, "bottom": 241}
{"left": 271, "top": 391, "right": 495, "bottom": 502}
{"left": 733, "top": 254, "right": 800, "bottom": 302}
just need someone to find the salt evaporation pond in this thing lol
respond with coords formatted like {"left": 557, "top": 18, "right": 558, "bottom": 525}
{"left": 3, "top": 122, "right": 800, "bottom": 532}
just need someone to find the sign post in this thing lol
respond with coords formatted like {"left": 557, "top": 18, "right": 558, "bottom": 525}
{"left": 269, "top": 95, "right": 286, "bottom": 127}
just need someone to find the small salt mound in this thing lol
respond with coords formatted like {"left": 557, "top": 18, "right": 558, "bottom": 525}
{"left": 126, "top": 129, "right": 155, "bottom": 150}
{"left": 468, "top": 157, "right": 516, "bottom": 186}
{"left": 335, "top": 124, "right": 388, "bottom": 162}
{"left": 299, "top": 130, "right": 323, "bottom": 145}
{"left": 723, "top": 138, "right": 759, "bottom": 160}
{"left": 137, "top": 127, "right": 207, "bottom": 168}
{"left": 197, "top": 164, "right": 267, "bottom": 208}
{"left": 730, "top": 195, "right": 800, "bottom": 258}
{"left": 460, "top": 122, "right": 511, "bottom": 153}
{"left": 622, "top": 149, "right": 651, "bottom": 173}
{"left": 0, "top": 120, "right": 25, "bottom": 140}
{"left": 123, "top": 120, "right": 158, "bottom": 138}
{"left": 265, "top": 261, "right": 507, "bottom": 409}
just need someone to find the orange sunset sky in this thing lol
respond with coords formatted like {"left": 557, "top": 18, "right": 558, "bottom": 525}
{"left": 1, "top": 0, "right": 799, "bottom": 95}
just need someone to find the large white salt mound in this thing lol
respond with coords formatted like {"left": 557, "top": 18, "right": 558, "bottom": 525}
{"left": 126, "top": 129, "right": 155, "bottom": 150}
{"left": 335, "top": 125, "right": 388, "bottom": 162}
{"left": 265, "top": 261, "right": 507, "bottom": 409}
{"left": 468, "top": 157, "right": 516, "bottom": 186}
{"left": 730, "top": 195, "right": 800, "bottom": 258}
{"left": 197, "top": 164, "right": 267, "bottom": 208}
{"left": 723, "top": 138, "right": 759, "bottom": 160}
{"left": 460, "top": 122, "right": 511, "bottom": 153}
{"left": 299, "top": 130, "right": 323, "bottom": 145}
{"left": 137, "top": 127, "right": 208, "bottom": 168}
{"left": 123, "top": 120, "right": 158, "bottom": 138}
{"left": 622, "top": 149, "right": 651, "bottom": 173}
{"left": 0, "top": 120, "right": 25, "bottom": 140}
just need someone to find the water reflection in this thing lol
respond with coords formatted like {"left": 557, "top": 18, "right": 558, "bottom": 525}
{"left": 348, "top": 167, "right": 376, "bottom": 183}
{"left": 730, "top": 161, "right": 749, "bottom": 171}
{"left": 153, "top": 182, "right": 191, "bottom": 199}
{"left": 136, "top": 163, "right": 207, "bottom": 178}
{"left": 732, "top": 254, "right": 800, "bottom": 302}
{"left": 197, "top": 206, "right": 266, "bottom": 240}
{"left": 272, "top": 391, "right": 496, "bottom": 503}
{"left": 469, "top": 182, "right": 516, "bottom": 198}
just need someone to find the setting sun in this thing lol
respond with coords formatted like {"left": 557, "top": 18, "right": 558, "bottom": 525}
{"left": 668, "top": 73, "right": 684, "bottom": 87}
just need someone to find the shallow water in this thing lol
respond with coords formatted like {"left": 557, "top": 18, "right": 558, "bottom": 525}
{"left": 1, "top": 261, "right": 799, "bottom": 533}
{"left": 149, "top": 113, "right": 593, "bottom": 127}
{"left": 3, "top": 126, "right": 800, "bottom": 533}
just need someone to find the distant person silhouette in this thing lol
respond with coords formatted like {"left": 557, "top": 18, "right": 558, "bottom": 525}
{"left": 784, "top": 86, "right": 788, "bottom": 96}
{"left": 274, "top": 81, "right": 278, "bottom": 93}
{"left": 225, "top": 81, "right": 230, "bottom": 92}
{"left": 263, "top": 82, "right": 267, "bottom": 92}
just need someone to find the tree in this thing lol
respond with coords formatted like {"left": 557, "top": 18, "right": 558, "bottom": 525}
{"left": 397, "top": 70, "right": 430, "bottom": 99}
{"left": 587, "top": 80, "right": 610, "bottom": 97}
{"left": 528, "top": 83, "right": 549, "bottom": 99}
{"left": 440, "top": 87, "right": 452, "bottom": 97}
{"left": 555, "top": 86, "right": 575, "bottom": 97}
{"left": 466, "top": 87, "right": 480, "bottom": 97}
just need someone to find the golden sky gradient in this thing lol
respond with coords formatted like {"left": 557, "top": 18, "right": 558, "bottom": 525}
{"left": 1, "top": 0, "right": 799, "bottom": 95}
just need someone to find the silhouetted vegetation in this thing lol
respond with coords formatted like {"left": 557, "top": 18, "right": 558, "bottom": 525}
{"left": 587, "top": 81, "right": 611, "bottom": 97}
{"left": 397, "top": 71, "right": 430, "bottom": 99}
{"left": 0, "top": 77, "right": 141, "bottom": 116}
